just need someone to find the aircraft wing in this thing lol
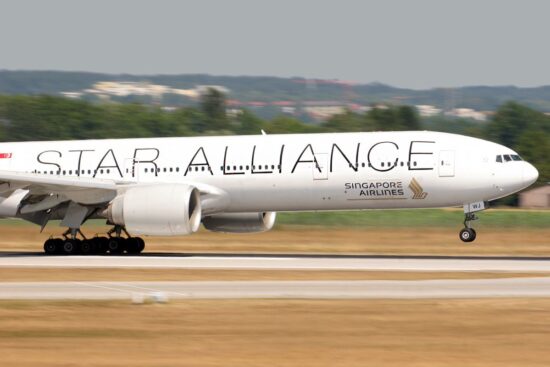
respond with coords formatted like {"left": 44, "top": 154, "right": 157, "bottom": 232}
{"left": 0, "top": 170, "right": 120, "bottom": 192}
{"left": 0, "top": 170, "right": 229, "bottom": 225}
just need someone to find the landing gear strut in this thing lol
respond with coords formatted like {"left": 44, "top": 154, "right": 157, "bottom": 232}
{"left": 43, "top": 225, "right": 146, "bottom": 255}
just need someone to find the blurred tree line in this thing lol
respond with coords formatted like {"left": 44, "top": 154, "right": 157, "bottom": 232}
{"left": 0, "top": 91, "right": 547, "bottom": 186}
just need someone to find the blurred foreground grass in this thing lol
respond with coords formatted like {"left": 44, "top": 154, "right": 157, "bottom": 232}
{"left": 2, "top": 299, "right": 550, "bottom": 367}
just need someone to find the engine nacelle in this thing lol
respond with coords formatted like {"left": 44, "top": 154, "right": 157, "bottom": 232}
{"left": 105, "top": 184, "right": 201, "bottom": 236}
{"left": 202, "top": 212, "right": 276, "bottom": 233}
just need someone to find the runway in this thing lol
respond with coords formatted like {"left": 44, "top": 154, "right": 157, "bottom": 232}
{"left": 1, "top": 253, "right": 550, "bottom": 300}
{"left": 2, "top": 278, "right": 550, "bottom": 300}
{"left": 1, "top": 253, "right": 550, "bottom": 272}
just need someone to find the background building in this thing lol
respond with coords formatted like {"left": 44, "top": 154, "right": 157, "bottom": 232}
{"left": 519, "top": 186, "right": 550, "bottom": 208}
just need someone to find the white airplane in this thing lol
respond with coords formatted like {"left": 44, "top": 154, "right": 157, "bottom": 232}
{"left": 0, "top": 131, "right": 538, "bottom": 255}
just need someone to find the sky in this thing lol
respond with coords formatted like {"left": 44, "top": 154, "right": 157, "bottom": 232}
{"left": 0, "top": 0, "right": 549, "bottom": 89}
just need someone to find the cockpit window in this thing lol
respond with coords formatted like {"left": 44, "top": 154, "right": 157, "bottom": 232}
{"left": 497, "top": 154, "right": 522, "bottom": 163}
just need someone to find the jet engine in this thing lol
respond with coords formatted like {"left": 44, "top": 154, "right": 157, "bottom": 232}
{"left": 104, "top": 184, "right": 201, "bottom": 236}
{"left": 202, "top": 212, "right": 276, "bottom": 233}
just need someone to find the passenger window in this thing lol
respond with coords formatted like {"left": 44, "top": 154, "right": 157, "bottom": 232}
{"left": 496, "top": 155, "right": 502, "bottom": 163}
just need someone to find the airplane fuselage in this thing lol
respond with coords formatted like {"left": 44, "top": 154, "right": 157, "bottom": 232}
{"left": 0, "top": 131, "right": 537, "bottom": 213}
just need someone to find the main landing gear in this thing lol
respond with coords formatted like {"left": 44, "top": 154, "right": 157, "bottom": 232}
{"left": 459, "top": 201, "right": 487, "bottom": 243}
{"left": 43, "top": 226, "right": 145, "bottom": 255}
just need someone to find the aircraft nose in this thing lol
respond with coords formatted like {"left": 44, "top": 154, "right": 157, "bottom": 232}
{"left": 523, "top": 163, "right": 539, "bottom": 186}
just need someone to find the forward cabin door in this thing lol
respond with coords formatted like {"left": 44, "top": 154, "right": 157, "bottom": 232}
{"left": 313, "top": 153, "right": 328, "bottom": 180}
{"left": 124, "top": 158, "right": 140, "bottom": 181}
{"left": 438, "top": 150, "right": 455, "bottom": 177}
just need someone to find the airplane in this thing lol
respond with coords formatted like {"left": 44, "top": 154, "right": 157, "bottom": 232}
{"left": 0, "top": 130, "right": 539, "bottom": 255}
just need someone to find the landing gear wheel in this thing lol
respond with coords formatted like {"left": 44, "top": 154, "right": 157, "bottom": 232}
{"left": 94, "top": 237, "right": 109, "bottom": 254}
{"left": 108, "top": 237, "right": 126, "bottom": 254}
{"left": 80, "top": 239, "right": 97, "bottom": 255}
{"left": 44, "top": 239, "right": 60, "bottom": 255}
{"left": 62, "top": 239, "right": 80, "bottom": 255}
{"left": 136, "top": 237, "right": 145, "bottom": 253}
{"left": 459, "top": 228, "right": 476, "bottom": 243}
{"left": 126, "top": 238, "right": 140, "bottom": 254}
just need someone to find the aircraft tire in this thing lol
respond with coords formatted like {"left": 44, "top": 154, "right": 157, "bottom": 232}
{"left": 44, "top": 239, "right": 60, "bottom": 255}
{"left": 108, "top": 237, "right": 126, "bottom": 254}
{"left": 459, "top": 228, "right": 476, "bottom": 243}
{"left": 62, "top": 239, "right": 80, "bottom": 255}
{"left": 469, "top": 228, "right": 477, "bottom": 242}
{"left": 94, "top": 237, "right": 109, "bottom": 254}
{"left": 126, "top": 238, "right": 141, "bottom": 254}
{"left": 80, "top": 239, "right": 97, "bottom": 255}
{"left": 136, "top": 237, "right": 145, "bottom": 253}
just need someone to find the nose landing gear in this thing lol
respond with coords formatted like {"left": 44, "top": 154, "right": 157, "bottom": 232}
{"left": 459, "top": 206, "right": 483, "bottom": 243}
{"left": 459, "top": 201, "right": 488, "bottom": 243}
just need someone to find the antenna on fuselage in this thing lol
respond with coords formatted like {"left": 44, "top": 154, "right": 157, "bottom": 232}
{"left": 261, "top": 129, "right": 267, "bottom": 135}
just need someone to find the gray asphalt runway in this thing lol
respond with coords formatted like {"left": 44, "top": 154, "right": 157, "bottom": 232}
{"left": 1, "top": 254, "right": 550, "bottom": 272}
{"left": 1, "top": 278, "right": 550, "bottom": 300}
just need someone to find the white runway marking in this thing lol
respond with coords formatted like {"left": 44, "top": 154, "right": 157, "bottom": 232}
{"left": 1, "top": 254, "right": 550, "bottom": 272}
{"left": 1, "top": 278, "right": 550, "bottom": 300}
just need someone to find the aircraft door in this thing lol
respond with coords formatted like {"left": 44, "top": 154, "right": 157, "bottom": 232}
{"left": 124, "top": 158, "right": 139, "bottom": 181}
{"left": 313, "top": 153, "right": 328, "bottom": 180}
{"left": 438, "top": 150, "right": 455, "bottom": 177}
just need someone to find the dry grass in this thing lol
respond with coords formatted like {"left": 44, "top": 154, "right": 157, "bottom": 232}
{"left": 1, "top": 298, "right": 550, "bottom": 367}
{"left": 2, "top": 226, "right": 550, "bottom": 256}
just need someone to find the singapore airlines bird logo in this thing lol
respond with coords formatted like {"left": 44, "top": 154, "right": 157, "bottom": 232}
{"left": 409, "top": 178, "right": 428, "bottom": 199}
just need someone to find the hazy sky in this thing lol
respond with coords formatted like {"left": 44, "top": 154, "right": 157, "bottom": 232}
{"left": 0, "top": 0, "right": 549, "bottom": 89}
